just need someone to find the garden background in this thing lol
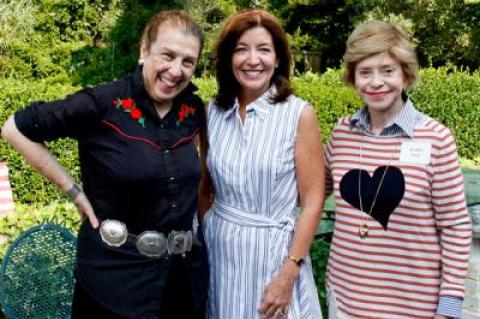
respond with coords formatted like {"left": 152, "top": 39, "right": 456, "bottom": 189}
{"left": 0, "top": 0, "right": 479, "bottom": 317}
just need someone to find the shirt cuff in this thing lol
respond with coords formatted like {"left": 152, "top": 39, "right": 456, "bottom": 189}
{"left": 437, "top": 296, "right": 463, "bottom": 319}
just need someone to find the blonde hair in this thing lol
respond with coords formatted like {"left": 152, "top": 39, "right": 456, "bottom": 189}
{"left": 342, "top": 20, "right": 419, "bottom": 88}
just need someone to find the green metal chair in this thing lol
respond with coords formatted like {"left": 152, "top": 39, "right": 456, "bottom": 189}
{"left": 0, "top": 223, "right": 77, "bottom": 319}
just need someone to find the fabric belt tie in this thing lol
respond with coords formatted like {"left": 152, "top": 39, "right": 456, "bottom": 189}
{"left": 211, "top": 200, "right": 296, "bottom": 278}
{"left": 212, "top": 200, "right": 295, "bottom": 232}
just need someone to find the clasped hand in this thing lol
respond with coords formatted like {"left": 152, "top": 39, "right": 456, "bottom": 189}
{"left": 258, "top": 264, "right": 299, "bottom": 319}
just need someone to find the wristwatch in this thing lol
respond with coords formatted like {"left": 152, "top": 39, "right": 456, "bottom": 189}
{"left": 287, "top": 255, "right": 305, "bottom": 267}
{"left": 65, "top": 183, "right": 82, "bottom": 201}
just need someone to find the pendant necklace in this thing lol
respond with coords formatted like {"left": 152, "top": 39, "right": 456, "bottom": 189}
{"left": 357, "top": 140, "right": 390, "bottom": 239}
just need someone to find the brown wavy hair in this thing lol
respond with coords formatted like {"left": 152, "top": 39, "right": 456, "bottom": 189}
{"left": 214, "top": 9, "right": 293, "bottom": 110}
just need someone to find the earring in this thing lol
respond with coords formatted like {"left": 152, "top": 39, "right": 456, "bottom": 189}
{"left": 138, "top": 58, "right": 144, "bottom": 65}
{"left": 275, "top": 64, "right": 279, "bottom": 69}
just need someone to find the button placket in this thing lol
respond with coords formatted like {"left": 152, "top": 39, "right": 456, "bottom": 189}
{"left": 162, "top": 148, "right": 181, "bottom": 215}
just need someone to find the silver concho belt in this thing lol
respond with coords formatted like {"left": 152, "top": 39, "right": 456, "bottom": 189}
{"left": 99, "top": 219, "right": 192, "bottom": 258}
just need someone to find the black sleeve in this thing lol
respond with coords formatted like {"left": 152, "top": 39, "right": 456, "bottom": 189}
{"left": 14, "top": 88, "right": 105, "bottom": 142}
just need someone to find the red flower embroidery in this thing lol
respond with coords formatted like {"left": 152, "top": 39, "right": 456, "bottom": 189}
{"left": 179, "top": 111, "right": 186, "bottom": 122}
{"left": 130, "top": 108, "right": 142, "bottom": 120}
{"left": 122, "top": 98, "right": 134, "bottom": 109}
{"left": 113, "top": 97, "right": 146, "bottom": 128}
{"left": 176, "top": 104, "right": 196, "bottom": 127}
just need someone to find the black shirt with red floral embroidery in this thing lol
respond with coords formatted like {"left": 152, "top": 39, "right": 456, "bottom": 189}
{"left": 14, "top": 67, "right": 208, "bottom": 318}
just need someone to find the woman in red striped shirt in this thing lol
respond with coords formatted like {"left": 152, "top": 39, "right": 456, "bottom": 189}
{"left": 325, "top": 20, "right": 471, "bottom": 319}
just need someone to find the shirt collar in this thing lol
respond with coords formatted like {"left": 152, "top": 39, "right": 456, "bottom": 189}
{"left": 224, "top": 86, "right": 276, "bottom": 120}
{"left": 349, "top": 96, "right": 421, "bottom": 137}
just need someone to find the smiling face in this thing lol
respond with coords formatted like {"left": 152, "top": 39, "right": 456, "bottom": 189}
{"left": 232, "top": 26, "right": 278, "bottom": 103}
{"left": 354, "top": 52, "right": 407, "bottom": 117}
{"left": 140, "top": 24, "right": 201, "bottom": 109}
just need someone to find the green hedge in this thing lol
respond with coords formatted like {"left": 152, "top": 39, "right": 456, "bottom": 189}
{"left": 0, "top": 68, "right": 479, "bottom": 204}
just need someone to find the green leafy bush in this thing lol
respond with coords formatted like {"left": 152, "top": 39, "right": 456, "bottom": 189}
{"left": 410, "top": 67, "right": 480, "bottom": 159}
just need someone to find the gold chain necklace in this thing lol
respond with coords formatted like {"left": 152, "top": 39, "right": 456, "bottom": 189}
{"left": 358, "top": 141, "right": 390, "bottom": 239}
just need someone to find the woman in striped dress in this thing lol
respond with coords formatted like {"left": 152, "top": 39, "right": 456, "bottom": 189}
{"left": 201, "top": 9, "right": 324, "bottom": 319}
{"left": 325, "top": 21, "right": 472, "bottom": 319}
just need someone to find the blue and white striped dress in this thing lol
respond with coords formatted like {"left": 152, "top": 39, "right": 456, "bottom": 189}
{"left": 204, "top": 87, "right": 322, "bottom": 319}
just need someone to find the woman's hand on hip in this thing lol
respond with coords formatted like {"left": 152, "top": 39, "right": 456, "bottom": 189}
{"left": 73, "top": 192, "right": 99, "bottom": 229}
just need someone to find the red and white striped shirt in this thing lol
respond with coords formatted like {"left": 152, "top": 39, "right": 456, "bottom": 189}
{"left": 325, "top": 109, "right": 472, "bottom": 319}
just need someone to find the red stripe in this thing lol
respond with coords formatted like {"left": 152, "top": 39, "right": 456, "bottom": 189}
{"left": 329, "top": 255, "right": 440, "bottom": 281}
{"left": 433, "top": 172, "right": 463, "bottom": 183}
{"left": 431, "top": 157, "right": 459, "bottom": 168}
{"left": 333, "top": 224, "right": 440, "bottom": 245}
{"left": 330, "top": 274, "right": 437, "bottom": 304}
{"left": 432, "top": 189, "right": 466, "bottom": 200}
{"left": 170, "top": 128, "right": 199, "bottom": 148}
{"left": 101, "top": 120, "right": 198, "bottom": 150}
{"left": 335, "top": 215, "right": 438, "bottom": 233}
{"left": 332, "top": 237, "right": 441, "bottom": 260}
{"left": 332, "top": 279, "right": 438, "bottom": 305}
{"left": 434, "top": 179, "right": 464, "bottom": 192}
{"left": 433, "top": 199, "right": 466, "bottom": 208}
{"left": 332, "top": 245, "right": 441, "bottom": 268}
{"left": 101, "top": 120, "right": 164, "bottom": 150}
{"left": 335, "top": 291, "right": 434, "bottom": 319}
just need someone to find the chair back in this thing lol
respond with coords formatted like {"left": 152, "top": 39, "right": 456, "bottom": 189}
{"left": 0, "top": 223, "right": 77, "bottom": 319}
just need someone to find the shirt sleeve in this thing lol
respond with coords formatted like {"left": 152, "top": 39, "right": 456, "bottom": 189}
{"left": 324, "top": 137, "right": 334, "bottom": 198}
{"left": 436, "top": 296, "right": 463, "bottom": 319}
{"left": 14, "top": 88, "right": 104, "bottom": 142}
{"left": 324, "top": 119, "right": 345, "bottom": 198}
{"left": 431, "top": 126, "right": 472, "bottom": 299}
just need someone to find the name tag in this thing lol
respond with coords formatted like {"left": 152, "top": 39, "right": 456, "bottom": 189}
{"left": 400, "top": 141, "right": 431, "bottom": 165}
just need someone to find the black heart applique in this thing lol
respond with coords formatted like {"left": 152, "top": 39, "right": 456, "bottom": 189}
{"left": 339, "top": 166, "right": 405, "bottom": 230}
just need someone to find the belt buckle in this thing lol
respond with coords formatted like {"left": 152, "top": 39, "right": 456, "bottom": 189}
{"left": 136, "top": 231, "right": 167, "bottom": 258}
{"left": 99, "top": 219, "right": 191, "bottom": 258}
{"left": 167, "top": 230, "right": 192, "bottom": 256}
{"left": 99, "top": 219, "right": 128, "bottom": 247}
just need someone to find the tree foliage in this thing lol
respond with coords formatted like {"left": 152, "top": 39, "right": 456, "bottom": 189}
{"left": 1, "top": 0, "right": 478, "bottom": 80}
{"left": 280, "top": 0, "right": 480, "bottom": 71}
{"left": 363, "top": 0, "right": 480, "bottom": 70}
